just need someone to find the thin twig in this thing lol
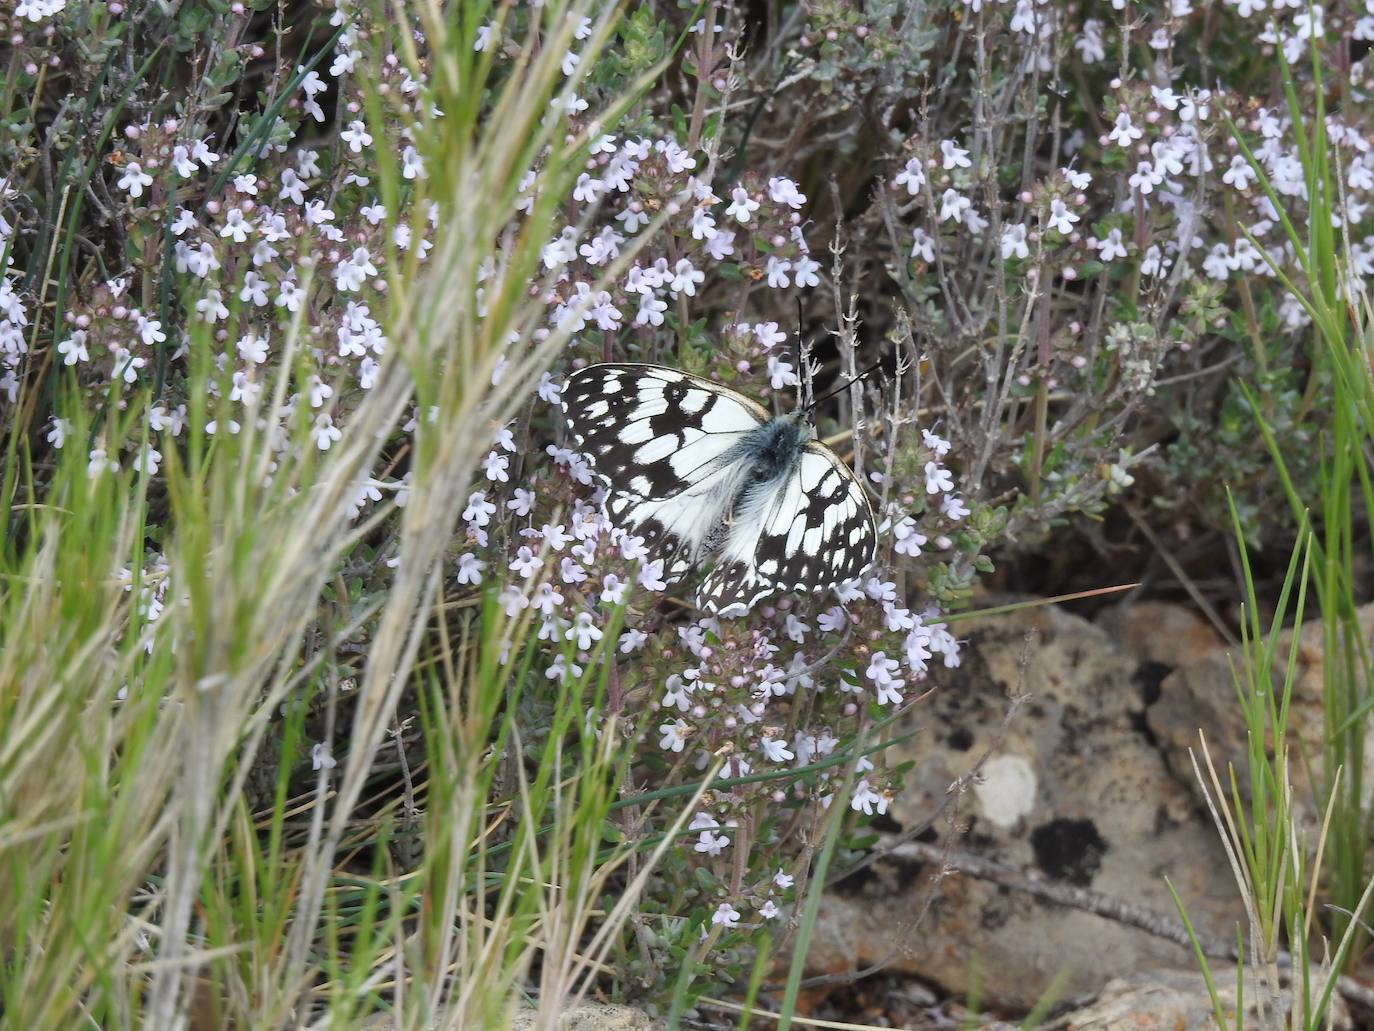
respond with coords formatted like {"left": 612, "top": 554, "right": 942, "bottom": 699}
{"left": 896, "top": 838, "right": 1233, "bottom": 955}
{"left": 1123, "top": 501, "right": 1239, "bottom": 649}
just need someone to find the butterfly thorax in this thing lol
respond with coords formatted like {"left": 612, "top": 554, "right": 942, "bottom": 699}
{"left": 711, "top": 414, "right": 809, "bottom": 546}
{"left": 734, "top": 415, "right": 809, "bottom": 488}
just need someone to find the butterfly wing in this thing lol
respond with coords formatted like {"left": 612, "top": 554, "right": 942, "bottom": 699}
{"left": 698, "top": 441, "right": 877, "bottom": 614}
{"left": 563, "top": 363, "right": 768, "bottom": 568}
{"left": 562, "top": 363, "right": 768, "bottom": 500}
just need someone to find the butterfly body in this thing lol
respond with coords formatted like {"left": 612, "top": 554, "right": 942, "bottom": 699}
{"left": 561, "top": 363, "right": 876, "bottom": 614}
{"left": 735, "top": 414, "right": 809, "bottom": 485}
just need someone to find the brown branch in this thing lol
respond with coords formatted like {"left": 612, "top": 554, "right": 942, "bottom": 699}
{"left": 896, "top": 838, "right": 1231, "bottom": 955}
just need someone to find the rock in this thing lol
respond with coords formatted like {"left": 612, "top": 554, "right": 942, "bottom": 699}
{"left": 1142, "top": 602, "right": 1374, "bottom": 828}
{"left": 1052, "top": 968, "right": 1352, "bottom": 1029}
{"left": 367, "top": 1001, "right": 661, "bottom": 1030}
{"left": 807, "top": 603, "right": 1241, "bottom": 1011}
{"left": 509, "top": 1002, "right": 662, "bottom": 1030}
{"left": 1106, "top": 599, "right": 1225, "bottom": 669}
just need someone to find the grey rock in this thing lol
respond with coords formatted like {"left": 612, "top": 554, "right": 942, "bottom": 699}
{"left": 807, "top": 603, "right": 1240, "bottom": 1011}
{"left": 1050, "top": 968, "right": 1351, "bottom": 1029}
{"left": 1141, "top": 602, "right": 1374, "bottom": 829}
{"left": 510, "top": 1001, "right": 662, "bottom": 1030}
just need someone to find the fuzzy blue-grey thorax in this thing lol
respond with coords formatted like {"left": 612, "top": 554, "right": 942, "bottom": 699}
{"left": 735, "top": 413, "right": 810, "bottom": 487}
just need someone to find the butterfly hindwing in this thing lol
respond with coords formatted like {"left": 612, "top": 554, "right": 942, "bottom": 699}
{"left": 606, "top": 493, "right": 706, "bottom": 582}
{"left": 701, "top": 443, "right": 877, "bottom": 613}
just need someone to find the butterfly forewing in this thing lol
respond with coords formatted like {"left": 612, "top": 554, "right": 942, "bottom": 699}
{"left": 561, "top": 362, "right": 878, "bottom": 613}
{"left": 562, "top": 364, "right": 767, "bottom": 500}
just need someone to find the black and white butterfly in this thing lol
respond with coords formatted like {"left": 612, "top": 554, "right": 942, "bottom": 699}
{"left": 561, "top": 363, "right": 877, "bottom": 614}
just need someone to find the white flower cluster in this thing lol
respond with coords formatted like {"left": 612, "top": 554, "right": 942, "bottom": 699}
{"left": 30, "top": 13, "right": 433, "bottom": 507}
{"left": 892, "top": 3, "right": 1374, "bottom": 380}
{"left": 14, "top": 0, "right": 65, "bottom": 22}
{"left": 9, "top": 0, "right": 983, "bottom": 947}
{"left": 0, "top": 180, "right": 28, "bottom": 405}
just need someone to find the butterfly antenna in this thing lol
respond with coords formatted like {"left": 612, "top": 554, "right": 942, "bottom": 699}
{"left": 795, "top": 295, "right": 810, "bottom": 409}
{"left": 805, "top": 357, "right": 885, "bottom": 414}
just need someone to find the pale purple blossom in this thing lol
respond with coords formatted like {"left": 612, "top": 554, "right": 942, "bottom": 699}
{"left": 711, "top": 903, "right": 741, "bottom": 928}
{"left": 893, "top": 157, "right": 926, "bottom": 195}
{"left": 117, "top": 162, "right": 153, "bottom": 198}
{"left": 725, "top": 185, "right": 760, "bottom": 223}
{"left": 768, "top": 355, "right": 799, "bottom": 390}
{"left": 793, "top": 255, "right": 821, "bottom": 287}
{"left": 911, "top": 228, "right": 936, "bottom": 262}
{"left": 1098, "top": 228, "right": 1128, "bottom": 262}
{"left": 768, "top": 176, "right": 806, "bottom": 208}
{"left": 758, "top": 731, "right": 793, "bottom": 762}
{"left": 924, "top": 461, "right": 954, "bottom": 494}
{"left": 1001, "top": 223, "right": 1029, "bottom": 260}
{"left": 851, "top": 778, "right": 889, "bottom": 816}
{"left": 940, "top": 139, "right": 971, "bottom": 169}
{"left": 1046, "top": 198, "right": 1079, "bottom": 234}
{"left": 1107, "top": 112, "right": 1143, "bottom": 148}
{"left": 455, "top": 552, "right": 485, "bottom": 585}
{"left": 938, "top": 188, "right": 970, "bottom": 223}
{"left": 659, "top": 718, "right": 690, "bottom": 753}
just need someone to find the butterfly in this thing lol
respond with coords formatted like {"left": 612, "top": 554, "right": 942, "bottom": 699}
{"left": 561, "top": 363, "right": 877, "bottom": 614}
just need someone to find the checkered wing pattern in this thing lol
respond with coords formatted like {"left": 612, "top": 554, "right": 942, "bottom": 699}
{"left": 562, "top": 363, "right": 767, "bottom": 499}
{"left": 699, "top": 443, "right": 877, "bottom": 614}
{"left": 561, "top": 362, "right": 877, "bottom": 613}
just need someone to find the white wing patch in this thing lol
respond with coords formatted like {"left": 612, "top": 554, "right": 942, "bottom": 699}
{"left": 680, "top": 389, "right": 711, "bottom": 414}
